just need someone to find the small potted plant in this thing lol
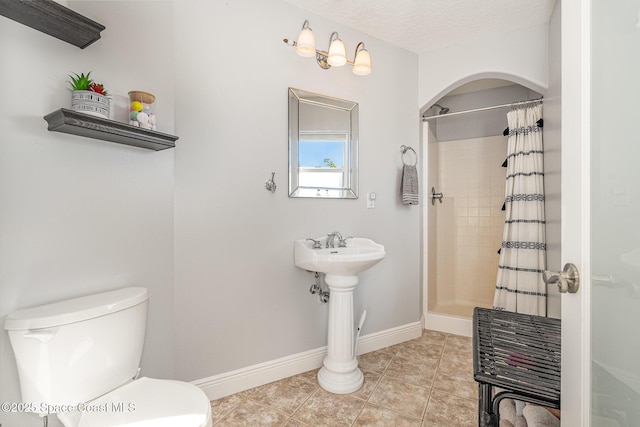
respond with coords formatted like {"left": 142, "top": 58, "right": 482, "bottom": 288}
{"left": 69, "top": 72, "right": 110, "bottom": 119}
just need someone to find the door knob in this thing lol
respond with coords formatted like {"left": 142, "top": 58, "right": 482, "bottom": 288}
{"left": 543, "top": 263, "right": 580, "bottom": 293}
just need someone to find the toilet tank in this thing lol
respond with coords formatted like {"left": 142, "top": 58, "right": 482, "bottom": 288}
{"left": 4, "top": 287, "right": 148, "bottom": 409}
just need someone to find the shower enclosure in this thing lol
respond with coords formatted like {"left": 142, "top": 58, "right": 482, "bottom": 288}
{"left": 421, "top": 81, "right": 547, "bottom": 335}
{"left": 425, "top": 131, "right": 507, "bottom": 331}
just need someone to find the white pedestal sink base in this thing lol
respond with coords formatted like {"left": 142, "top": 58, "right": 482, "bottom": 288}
{"left": 318, "top": 364, "right": 363, "bottom": 394}
{"left": 293, "top": 237, "right": 385, "bottom": 394}
{"left": 318, "top": 274, "right": 363, "bottom": 394}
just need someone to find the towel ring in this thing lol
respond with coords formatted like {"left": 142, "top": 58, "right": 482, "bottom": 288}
{"left": 400, "top": 145, "right": 417, "bottom": 166}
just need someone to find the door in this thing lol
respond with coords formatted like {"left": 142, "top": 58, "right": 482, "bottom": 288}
{"left": 562, "top": 0, "right": 640, "bottom": 425}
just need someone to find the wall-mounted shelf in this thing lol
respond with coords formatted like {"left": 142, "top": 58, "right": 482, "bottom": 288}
{"left": 44, "top": 109, "right": 178, "bottom": 151}
{"left": 0, "top": 0, "right": 105, "bottom": 49}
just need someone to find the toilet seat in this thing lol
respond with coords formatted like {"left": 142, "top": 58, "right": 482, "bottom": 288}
{"left": 77, "top": 377, "right": 212, "bottom": 427}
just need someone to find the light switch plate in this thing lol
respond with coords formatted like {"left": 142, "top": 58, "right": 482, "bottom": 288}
{"left": 367, "top": 193, "right": 376, "bottom": 209}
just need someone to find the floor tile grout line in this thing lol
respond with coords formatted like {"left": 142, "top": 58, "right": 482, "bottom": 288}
{"left": 353, "top": 344, "right": 421, "bottom": 425}
{"left": 210, "top": 330, "right": 476, "bottom": 426}
{"left": 421, "top": 332, "right": 450, "bottom": 423}
{"left": 232, "top": 395, "right": 293, "bottom": 419}
{"left": 375, "top": 340, "right": 436, "bottom": 423}
{"left": 424, "top": 336, "right": 443, "bottom": 422}
{"left": 420, "top": 387, "right": 434, "bottom": 422}
{"left": 210, "top": 395, "right": 243, "bottom": 426}
{"left": 358, "top": 400, "right": 426, "bottom": 425}
{"left": 289, "top": 386, "right": 320, "bottom": 422}
{"left": 226, "top": 371, "right": 323, "bottom": 423}
{"left": 349, "top": 400, "right": 366, "bottom": 427}
{"left": 372, "top": 340, "right": 432, "bottom": 424}
{"left": 348, "top": 366, "right": 384, "bottom": 427}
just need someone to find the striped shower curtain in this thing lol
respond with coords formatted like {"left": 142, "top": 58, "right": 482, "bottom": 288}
{"left": 493, "top": 103, "right": 547, "bottom": 316}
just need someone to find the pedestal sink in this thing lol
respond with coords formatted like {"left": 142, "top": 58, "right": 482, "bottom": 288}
{"left": 294, "top": 236, "right": 385, "bottom": 394}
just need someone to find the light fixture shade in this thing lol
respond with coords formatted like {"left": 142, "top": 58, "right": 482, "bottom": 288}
{"left": 296, "top": 27, "right": 316, "bottom": 57}
{"left": 327, "top": 38, "right": 347, "bottom": 67}
{"left": 353, "top": 48, "right": 371, "bottom": 75}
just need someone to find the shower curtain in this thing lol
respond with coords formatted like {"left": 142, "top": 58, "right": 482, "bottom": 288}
{"left": 493, "top": 102, "right": 547, "bottom": 316}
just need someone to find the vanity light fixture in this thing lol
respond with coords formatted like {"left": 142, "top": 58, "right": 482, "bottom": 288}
{"left": 295, "top": 20, "right": 316, "bottom": 57}
{"left": 352, "top": 42, "right": 372, "bottom": 76}
{"left": 283, "top": 20, "right": 372, "bottom": 76}
{"left": 327, "top": 32, "right": 346, "bottom": 66}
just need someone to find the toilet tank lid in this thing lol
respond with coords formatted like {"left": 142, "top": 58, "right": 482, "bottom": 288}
{"left": 4, "top": 287, "right": 148, "bottom": 331}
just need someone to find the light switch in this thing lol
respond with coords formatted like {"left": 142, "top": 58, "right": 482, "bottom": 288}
{"left": 367, "top": 192, "right": 376, "bottom": 209}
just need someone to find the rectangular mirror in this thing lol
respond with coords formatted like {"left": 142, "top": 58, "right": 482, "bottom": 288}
{"left": 288, "top": 87, "right": 358, "bottom": 198}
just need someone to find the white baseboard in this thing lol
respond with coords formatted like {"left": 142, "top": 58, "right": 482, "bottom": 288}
{"left": 424, "top": 312, "right": 472, "bottom": 337}
{"left": 355, "top": 320, "right": 423, "bottom": 355}
{"left": 192, "top": 320, "right": 423, "bottom": 400}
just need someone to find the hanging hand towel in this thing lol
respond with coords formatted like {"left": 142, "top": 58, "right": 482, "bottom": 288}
{"left": 401, "top": 164, "right": 419, "bottom": 205}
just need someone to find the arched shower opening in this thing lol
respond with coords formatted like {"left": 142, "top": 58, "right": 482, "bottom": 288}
{"left": 420, "top": 77, "right": 548, "bottom": 336}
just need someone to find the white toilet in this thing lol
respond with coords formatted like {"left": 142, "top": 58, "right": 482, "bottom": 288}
{"left": 4, "top": 287, "right": 212, "bottom": 427}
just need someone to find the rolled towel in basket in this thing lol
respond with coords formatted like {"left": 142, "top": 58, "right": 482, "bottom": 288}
{"left": 401, "top": 164, "right": 419, "bottom": 205}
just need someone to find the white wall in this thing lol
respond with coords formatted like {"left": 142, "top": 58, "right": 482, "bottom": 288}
{"left": 0, "top": 2, "right": 176, "bottom": 426}
{"left": 418, "top": 23, "right": 550, "bottom": 110}
{"left": 172, "top": 0, "right": 420, "bottom": 381}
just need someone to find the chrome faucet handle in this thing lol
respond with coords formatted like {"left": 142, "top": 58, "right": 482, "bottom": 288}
{"left": 338, "top": 237, "right": 352, "bottom": 247}
{"left": 306, "top": 238, "right": 322, "bottom": 249}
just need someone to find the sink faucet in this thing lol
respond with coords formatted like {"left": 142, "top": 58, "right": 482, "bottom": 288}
{"left": 326, "top": 231, "right": 344, "bottom": 248}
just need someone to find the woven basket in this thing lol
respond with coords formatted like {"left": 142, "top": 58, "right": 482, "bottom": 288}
{"left": 71, "top": 90, "right": 110, "bottom": 119}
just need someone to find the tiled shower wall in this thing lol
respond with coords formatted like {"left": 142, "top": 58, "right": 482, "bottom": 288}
{"left": 428, "top": 135, "right": 507, "bottom": 317}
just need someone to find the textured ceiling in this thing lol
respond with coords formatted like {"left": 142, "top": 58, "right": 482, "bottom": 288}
{"left": 281, "top": 0, "right": 557, "bottom": 54}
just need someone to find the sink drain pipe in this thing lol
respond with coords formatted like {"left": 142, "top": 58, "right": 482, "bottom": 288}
{"left": 354, "top": 310, "right": 367, "bottom": 356}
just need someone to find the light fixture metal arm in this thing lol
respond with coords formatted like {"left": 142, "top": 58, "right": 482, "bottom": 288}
{"left": 354, "top": 41, "right": 365, "bottom": 58}
{"left": 282, "top": 39, "right": 356, "bottom": 67}
{"left": 328, "top": 31, "right": 340, "bottom": 46}
{"left": 283, "top": 20, "right": 368, "bottom": 73}
{"left": 316, "top": 49, "right": 331, "bottom": 70}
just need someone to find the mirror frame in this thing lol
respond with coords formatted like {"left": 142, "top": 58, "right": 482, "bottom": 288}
{"left": 288, "top": 87, "right": 359, "bottom": 199}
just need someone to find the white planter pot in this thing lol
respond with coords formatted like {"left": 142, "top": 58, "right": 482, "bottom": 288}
{"left": 71, "top": 90, "right": 110, "bottom": 119}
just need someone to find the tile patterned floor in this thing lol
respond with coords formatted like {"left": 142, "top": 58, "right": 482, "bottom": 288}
{"left": 210, "top": 330, "right": 478, "bottom": 426}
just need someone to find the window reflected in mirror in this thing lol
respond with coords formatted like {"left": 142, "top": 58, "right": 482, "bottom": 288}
{"left": 298, "top": 133, "right": 347, "bottom": 188}
{"left": 288, "top": 88, "right": 358, "bottom": 198}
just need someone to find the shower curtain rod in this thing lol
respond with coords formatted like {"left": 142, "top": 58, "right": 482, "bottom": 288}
{"left": 421, "top": 97, "right": 543, "bottom": 121}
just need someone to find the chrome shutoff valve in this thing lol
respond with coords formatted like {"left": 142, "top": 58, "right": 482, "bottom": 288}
{"left": 310, "top": 272, "right": 321, "bottom": 295}
{"left": 319, "top": 291, "right": 330, "bottom": 303}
